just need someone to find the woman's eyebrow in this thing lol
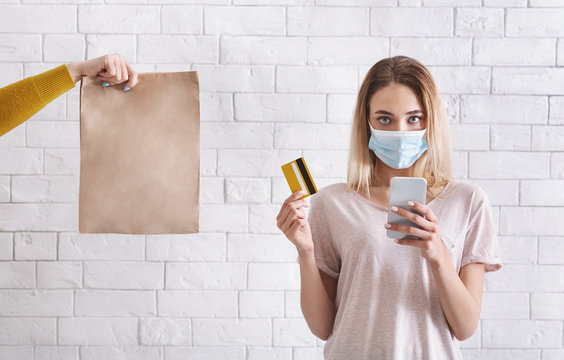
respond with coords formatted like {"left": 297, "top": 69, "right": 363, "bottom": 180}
{"left": 374, "top": 109, "right": 423, "bottom": 115}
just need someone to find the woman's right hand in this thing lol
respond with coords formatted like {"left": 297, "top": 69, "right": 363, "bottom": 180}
{"left": 276, "top": 190, "right": 313, "bottom": 255}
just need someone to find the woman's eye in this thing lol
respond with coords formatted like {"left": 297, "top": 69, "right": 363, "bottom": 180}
{"left": 408, "top": 116, "right": 421, "bottom": 123}
{"left": 377, "top": 117, "right": 391, "bottom": 124}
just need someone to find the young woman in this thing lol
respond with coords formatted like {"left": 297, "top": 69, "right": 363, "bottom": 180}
{"left": 276, "top": 56, "right": 502, "bottom": 359}
{"left": 0, "top": 53, "right": 138, "bottom": 137}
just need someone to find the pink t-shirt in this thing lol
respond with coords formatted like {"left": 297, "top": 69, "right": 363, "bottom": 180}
{"left": 308, "top": 181, "right": 502, "bottom": 360}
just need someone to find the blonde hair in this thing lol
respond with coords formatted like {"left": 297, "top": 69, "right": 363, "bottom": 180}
{"left": 347, "top": 56, "right": 453, "bottom": 199}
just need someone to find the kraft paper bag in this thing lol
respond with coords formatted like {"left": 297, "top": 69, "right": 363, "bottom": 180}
{"left": 79, "top": 71, "right": 200, "bottom": 234}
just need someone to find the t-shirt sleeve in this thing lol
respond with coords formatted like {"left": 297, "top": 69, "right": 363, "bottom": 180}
{"left": 308, "top": 194, "right": 340, "bottom": 279}
{"left": 461, "top": 187, "right": 502, "bottom": 272}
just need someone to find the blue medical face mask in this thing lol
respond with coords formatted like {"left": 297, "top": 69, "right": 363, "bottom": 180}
{"left": 368, "top": 123, "right": 428, "bottom": 169}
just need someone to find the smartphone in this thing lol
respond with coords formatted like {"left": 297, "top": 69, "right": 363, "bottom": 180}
{"left": 387, "top": 177, "right": 427, "bottom": 239}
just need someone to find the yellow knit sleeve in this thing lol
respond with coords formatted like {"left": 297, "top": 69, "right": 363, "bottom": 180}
{"left": 0, "top": 64, "right": 75, "bottom": 137}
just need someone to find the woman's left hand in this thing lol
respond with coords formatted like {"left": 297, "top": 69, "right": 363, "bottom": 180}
{"left": 385, "top": 201, "right": 449, "bottom": 265}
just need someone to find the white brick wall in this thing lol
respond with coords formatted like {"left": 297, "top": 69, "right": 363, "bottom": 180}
{"left": 0, "top": 1, "right": 563, "bottom": 359}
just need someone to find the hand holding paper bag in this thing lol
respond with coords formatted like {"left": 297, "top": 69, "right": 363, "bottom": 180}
{"left": 79, "top": 72, "right": 200, "bottom": 234}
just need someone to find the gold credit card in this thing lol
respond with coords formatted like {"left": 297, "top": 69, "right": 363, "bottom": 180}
{"left": 281, "top": 157, "right": 317, "bottom": 199}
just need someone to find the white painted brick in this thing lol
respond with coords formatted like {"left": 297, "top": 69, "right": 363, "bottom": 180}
{"left": 37, "top": 262, "right": 82, "bottom": 289}
{"left": 14, "top": 232, "right": 56, "bottom": 260}
{"left": 247, "top": 347, "right": 292, "bottom": 360}
{"left": 391, "top": 38, "right": 471, "bottom": 65}
{"left": 491, "top": 125, "right": 530, "bottom": 151}
{"left": 0, "top": 63, "right": 23, "bottom": 88}
{"left": 162, "top": 6, "right": 203, "bottom": 34}
{"left": 158, "top": 290, "right": 238, "bottom": 317}
{"left": 84, "top": 262, "right": 164, "bottom": 290}
{"left": 44, "top": 34, "right": 84, "bottom": 62}
{"left": 0, "top": 318, "right": 55, "bottom": 345}
{"left": 0, "top": 177, "right": 9, "bottom": 202}
{"left": 285, "top": 291, "right": 301, "bottom": 317}
{"left": 462, "top": 349, "right": 542, "bottom": 359}
{"left": 474, "top": 38, "right": 555, "bottom": 66}
{"left": 469, "top": 152, "right": 549, "bottom": 179}
{"left": 452, "top": 151, "right": 468, "bottom": 179}
{"left": 192, "top": 65, "right": 274, "bottom": 92}
{"left": 456, "top": 9, "right": 503, "bottom": 37}
{"left": 463, "top": 180, "right": 519, "bottom": 206}
{"left": 460, "top": 95, "right": 547, "bottom": 125}
{"left": 521, "top": 180, "right": 564, "bottom": 206}
{"left": 80, "top": 346, "right": 162, "bottom": 360}
{"left": 86, "top": 34, "right": 137, "bottom": 61}
{"left": 12, "top": 175, "right": 78, "bottom": 203}
{"left": 423, "top": 0, "right": 479, "bottom": 4}
{"left": 201, "top": 122, "right": 272, "bottom": 149}
{"left": 200, "top": 204, "right": 248, "bottom": 232}
{"left": 399, "top": 0, "right": 421, "bottom": 4}
{"left": 483, "top": 320, "right": 562, "bottom": 348}
{"left": 0, "top": 290, "right": 72, "bottom": 316}
{"left": 543, "top": 350, "right": 564, "bottom": 360}
{"left": 486, "top": 264, "right": 564, "bottom": 292}
{"left": 193, "top": 319, "right": 270, "bottom": 345}
{"left": 459, "top": 325, "right": 480, "bottom": 348}
{"left": 450, "top": 125, "right": 489, "bottom": 151}
{"left": 0, "top": 5, "right": 75, "bottom": 33}
{"left": 34, "top": 346, "right": 77, "bottom": 360}
{"left": 75, "top": 290, "right": 155, "bottom": 317}
{"left": 234, "top": 93, "right": 325, "bottom": 122}
{"left": 549, "top": 96, "right": 564, "bottom": 124}
{"left": 59, "top": 318, "right": 137, "bottom": 345}
{"left": 530, "top": 0, "right": 564, "bottom": 5}
{"left": 166, "top": 262, "right": 246, "bottom": 290}
{"left": 483, "top": 0, "right": 526, "bottom": 5}
{"left": 59, "top": 233, "right": 144, "bottom": 261}
{"left": 79, "top": 5, "right": 160, "bottom": 33}
{"left": 288, "top": 7, "right": 368, "bottom": 36}
{"left": 225, "top": 178, "right": 270, "bottom": 204}
{"left": 138, "top": 35, "right": 218, "bottom": 64}
{"left": 559, "top": 39, "right": 564, "bottom": 67}
{"left": 200, "top": 93, "right": 233, "bottom": 122}
{"left": 26, "top": 121, "right": 80, "bottom": 148}
{"left": 240, "top": 291, "right": 284, "bottom": 318}
{"left": 430, "top": 66, "right": 490, "bottom": 94}
{"left": 44, "top": 149, "right": 79, "bottom": 175}
{"left": 218, "top": 149, "right": 298, "bottom": 177}
{"left": 274, "top": 123, "right": 351, "bottom": 150}
{"left": 494, "top": 68, "right": 564, "bottom": 95}
{"left": 303, "top": 150, "right": 348, "bottom": 179}
{"left": 248, "top": 263, "right": 300, "bottom": 290}
{"left": 327, "top": 94, "right": 355, "bottom": 123}
{"left": 201, "top": 149, "right": 217, "bottom": 176}
{"left": 165, "top": 346, "right": 245, "bottom": 360}
{"left": 140, "top": 318, "right": 191, "bottom": 345}
{"left": 317, "top": 0, "right": 394, "bottom": 4}
{"left": 309, "top": 37, "right": 388, "bottom": 65}
{"left": 481, "top": 293, "right": 529, "bottom": 319}
{"left": 0, "top": 262, "right": 34, "bottom": 288}
{"left": 235, "top": 0, "right": 311, "bottom": 4}
{"left": 228, "top": 234, "right": 297, "bottom": 262}
{"left": 277, "top": 66, "right": 357, "bottom": 94}
{"left": 532, "top": 126, "right": 564, "bottom": 151}
{"left": 531, "top": 293, "right": 564, "bottom": 320}
{"left": 501, "top": 207, "right": 564, "bottom": 236}
{"left": 0, "top": 204, "right": 77, "bottom": 231}
{"left": 0, "top": 347, "right": 32, "bottom": 359}
{"left": 507, "top": 9, "right": 564, "bottom": 37}
{"left": 0, "top": 149, "right": 42, "bottom": 175}
{"left": 205, "top": 6, "right": 284, "bottom": 35}
{"left": 294, "top": 347, "right": 324, "bottom": 360}
{"left": 498, "top": 236, "right": 537, "bottom": 264}
{"left": 539, "top": 237, "right": 564, "bottom": 264}
{"left": 221, "top": 36, "right": 306, "bottom": 65}
{"left": 273, "top": 318, "right": 316, "bottom": 346}
{"left": 370, "top": 7, "right": 452, "bottom": 36}
{"left": 444, "top": 95, "right": 459, "bottom": 124}
{"left": 0, "top": 125, "right": 25, "bottom": 148}
{"left": 250, "top": 204, "right": 282, "bottom": 234}
{"left": 146, "top": 233, "right": 225, "bottom": 261}
{"left": 0, "top": 34, "right": 41, "bottom": 61}
{"left": 202, "top": 177, "right": 224, "bottom": 204}
{"left": 0, "top": 233, "right": 12, "bottom": 260}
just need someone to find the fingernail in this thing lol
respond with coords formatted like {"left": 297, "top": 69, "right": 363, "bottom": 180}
{"left": 408, "top": 201, "right": 414, "bottom": 206}
{"left": 385, "top": 223, "right": 391, "bottom": 229}
{"left": 391, "top": 206, "right": 398, "bottom": 212}
{"left": 102, "top": 82, "right": 110, "bottom": 87}
{"left": 123, "top": 86, "right": 131, "bottom": 92}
